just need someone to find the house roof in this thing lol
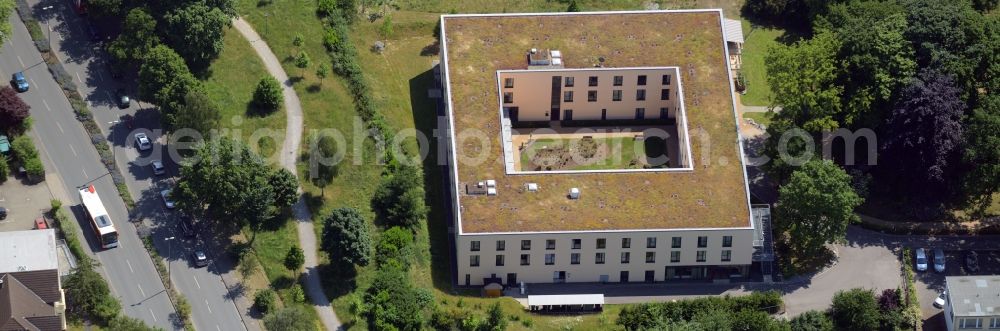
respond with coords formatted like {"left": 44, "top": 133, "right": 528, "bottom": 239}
{"left": 947, "top": 275, "right": 1000, "bottom": 317}
{"left": 440, "top": 10, "right": 752, "bottom": 234}
{"left": 0, "top": 274, "right": 59, "bottom": 331}
{"left": 724, "top": 18, "right": 744, "bottom": 44}
{"left": 0, "top": 230, "right": 58, "bottom": 274}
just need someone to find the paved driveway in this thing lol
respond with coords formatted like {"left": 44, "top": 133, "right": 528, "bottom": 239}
{"left": 915, "top": 249, "right": 1000, "bottom": 331}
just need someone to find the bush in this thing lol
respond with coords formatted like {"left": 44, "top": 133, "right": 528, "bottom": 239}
{"left": 175, "top": 295, "right": 191, "bottom": 321}
{"left": 375, "top": 226, "right": 413, "bottom": 267}
{"left": 10, "top": 134, "right": 38, "bottom": 161}
{"left": 252, "top": 76, "right": 283, "bottom": 112}
{"left": 0, "top": 157, "right": 8, "bottom": 183}
{"left": 284, "top": 246, "right": 305, "bottom": 270}
{"left": 254, "top": 289, "right": 278, "bottom": 314}
{"left": 317, "top": 0, "right": 337, "bottom": 17}
{"left": 830, "top": 288, "right": 880, "bottom": 331}
{"left": 22, "top": 157, "right": 44, "bottom": 179}
{"left": 288, "top": 284, "right": 306, "bottom": 303}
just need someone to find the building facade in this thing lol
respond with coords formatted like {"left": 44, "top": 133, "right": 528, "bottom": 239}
{"left": 439, "top": 10, "right": 760, "bottom": 287}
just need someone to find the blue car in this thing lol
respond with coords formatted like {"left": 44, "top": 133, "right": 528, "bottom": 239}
{"left": 11, "top": 72, "right": 28, "bottom": 92}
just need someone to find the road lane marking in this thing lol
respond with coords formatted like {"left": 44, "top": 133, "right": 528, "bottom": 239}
{"left": 126, "top": 259, "right": 134, "bottom": 273}
{"left": 68, "top": 144, "right": 77, "bottom": 156}
{"left": 55, "top": 121, "right": 64, "bottom": 133}
{"left": 205, "top": 299, "right": 212, "bottom": 314}
{"left": 149, "top": 309, "right": 157, "bottom": 322}
{"left": 16, "top": 56, "right": 24, "bottom": 67}
{"left": 75, "top": 71, "right": 83, "bottom": 83}
{"left": 193, "top": 276, "right": 201, "bottom": 289}
{"left": 137, "top": 284, "right": 145, "bottom": 297}
{"left": 81, "top": 168, "right": 88, "bottom": 178}
{"left": 216, "top": 325, "right": 221, "bottom": 331}
{"left": 29, "top": 78, "right": 36, "bottom": 87}
{"left": 42, "top": 99, "right": 51, "bottom": 112}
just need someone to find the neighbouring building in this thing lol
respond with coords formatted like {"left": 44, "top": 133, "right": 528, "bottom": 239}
{"left": 724, "top": 18, "right": 744, "bottom": 70}
{"left": 0, "top": 229, "right": 66, "bottom": 331}
{"left": 944, "top": 275, "right": 1000, "bottom": 331}
{"left": 439, "top": 10, "right": 770, "bottom": 288}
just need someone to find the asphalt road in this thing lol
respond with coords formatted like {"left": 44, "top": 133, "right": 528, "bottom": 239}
{"left": 19, "top": 1, "right": 249, "bottom": 330}
{"left": 0, "top": 14, "right": 177, "bottom": 329}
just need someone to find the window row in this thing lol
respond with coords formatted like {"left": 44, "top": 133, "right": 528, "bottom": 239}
{"left": 470, "top": 250, "right": 733, "bottom": 267}
{"left": 561, "top": 89, "right": 670, "bottom": 103}
{"left": 561, "top": 74, "right": 673, "bottom": 88}
{"left": 470, "top": 236, "right": 733, "bottom": 251}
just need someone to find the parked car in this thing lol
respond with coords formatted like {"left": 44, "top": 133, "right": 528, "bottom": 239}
{"left": 0, "top": 135, "right": 10, "bottom": 155}
{"left": 934, "top": 248, "right": 946, "bottom": 273}
{"left": 151, "top": 160, "right": 165, "bottom": 176}
{"left": 915, "top": 248, "right": 928, "bottom": 272}
{"left": 179, "top": 214, "right": 196, "bottom": 239}
{"left": 115, "top": 88, "right": 130, "bottom": 108}
{"left": 934, "top": 291, "right": 947, "bottom": 308}
{"left": 11, "top": 72, "right": 28, "bottom": 92}
{"left": 191, "top": 250, "right": 209, "bottom": 268}
{"left": 134, "top": 132, "right": 152, "bottom": 151}
{"left": 0, "top": 207, "right": 7, "bottom": 220}
{"left": 160, "top": 189, "right": 175, "bottom": 209}
{"left": 966, "top": 251, "right": 981, "bottom": 274}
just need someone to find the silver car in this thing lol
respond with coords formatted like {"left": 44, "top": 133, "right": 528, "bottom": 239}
{"left": 934, "top": 248, "right": 946, "bottom": 273}
{"left": 134, "top": 132, "right": 152, "bottom": 151}
{"left": 151, "top": 160, "right": 165, "bottom": 176}
{"left": 915, "top": 248, "right": 928, "bottom": 272}
{"left": 160, "top": 189, "right": 175, "bottom": 209}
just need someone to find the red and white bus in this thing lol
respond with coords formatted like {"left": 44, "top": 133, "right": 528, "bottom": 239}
{"left": 79, "top": 185, "right": 119, "bottom": 249}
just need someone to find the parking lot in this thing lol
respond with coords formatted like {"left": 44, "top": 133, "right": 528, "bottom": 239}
{"left": 0, "top": 177, "right": 55, "bottom": 231}
{"left": 914, "top": 249, "right": 1000, "bottom": 331}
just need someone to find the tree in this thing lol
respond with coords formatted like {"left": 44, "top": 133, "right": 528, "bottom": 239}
{"left": 321, "top": 207, "right": 372, "bottom": 266}
{"left": 902, "top": 0, "right": 987, "bottom": 95}
{"left": 264, "top": 307, "right": 314, "bottom": 331}
{"left": 824, "top": 1, "right": 916, "bottom": 126}
{"left": 0, "top": 156, "right": 8, "bottom": 184}
{"left": 254, "top": 289, "right": 278, "bottom": 314}
{"left": 379, "top": 16, "right": 393, "bottom": 39}
{"left": 172, "top": 90, "right": 221, "bottom": 136}
{"left": 292, "top": 34, "right": 304, "bottom": 47}
{"left": 295, "top": 51, "right": 312, "bottom": 75}
{"left": 484, "top": 302, "right": 508, "bottom": 331}
{"left": 0, "top": 86, "right": 30, "bottom": 135}
{"left": 375, "top": 226, "right": 413, "bottom": 267}
{"left": 774, "top": 159, "right": 862, "bottom": 256}
{"left": 253, "top": 76, "right": 283, "bottom": 112}
{"left": 364, "top": 262, "right": 434, "bottom": 330}
{"left": 880, "top": 69, "right": 965, "bottom": 210}
{"left": 64, "top": 265, "right": 121, "bottom": 323}
{"left": 269, "top": 168, "right": 299, "bottom": 208}
{"left": 284, "top": 245, "right": 305, "bottom": 270}
{"left": 616, "top": 303, "right": 666, "bottom": 330}
{"left": 974, "top": 0, "right": 1000, "bottom": 11}
{"left": 0, "top": 0, "right": 14, "bottom": 45}
{"left": 316, "top": 63, "right": 330, "bottom": 87}
{"left": 108, "top": 315, "right": 159, "bottom": 331}
{"left": 830, "top": 288, "right": 880, "bottom": 331}
{"left": 789, "top": 310, "right": 833, "bottom": 331}
{"left": 765, "top": 30, "right": 844, "bottom": 132}
{"left": 162, "top": 2, "right": 231, "bottom": 69}
{"left": 372, "top": 164, "right": 426, "bottom": 228}
{"left": 963, "top": 94, "right": 1000, "bottom": 211}
{"left": 108, "top": 8, "right": 159, "bottom": 70}
{"left": 567, "top": 0, "right": 580, "bottom": 12}
{"left": 138, "top": 45, "right": 199, "bottom": 123}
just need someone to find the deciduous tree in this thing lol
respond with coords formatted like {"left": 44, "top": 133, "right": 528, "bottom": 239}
{"left": 372, "top": 164, "right": 426, "bottom": 228}
{"left": 902, "top": 0, "right": 987, "bottom": 95}
{"left": 284, "top": 246, "right": 305, "bottom": 270}
{"left": 0, "top": 86, "right": 30, "bottom": 135}
{"left": 263, "top": 307, "right": 314, "bottom": 331}
{"left": 765, "top": 30, "right": 844, "bottom": 132}
{"left": 108, "top": 8, "right": 159, "bottom": 70}
{"left": 830, "top": 289, "right": 880, "bottom": 331}
{"left": 364, "top": 262, "right": 434, "bottom": 330}
{"left": 162, "top": 2, "right": 230, "bottom": 69}
{"left": 0, "top": 0, "right": 14, "bottom": 44}
{"left": 775, "top": 159, "right": 862, "bottom": 256}
{"left": 789, "top": 310, "right": 833, "bottom": 331}
{"left": 963, "top": 94, "right": 1000, "bottom": 211}
{"left": 253, "top": 76, "right": 283, "bottom": 112}
{"left": 138, "top": 45, "right": 200, "bottom": 124}
{"left": 172, "top": 90, "right": 221, "bottom": 136}
{"left": 321, "top": 207, "right": 372, "bottom": 266}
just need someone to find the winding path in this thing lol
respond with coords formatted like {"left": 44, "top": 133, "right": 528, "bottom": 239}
{"left": 232, "top": 18, "right": 343, "bottom": 330}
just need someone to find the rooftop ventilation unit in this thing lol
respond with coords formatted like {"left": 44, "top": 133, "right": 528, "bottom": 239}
{"left": 569, "top": 188, "right": 580, "bottom": 199}
{"left": 486, "top": 180, "right": 497, "bottom": 188}
{"left": 526, "top": 183, "right": 539, "bottom": 192}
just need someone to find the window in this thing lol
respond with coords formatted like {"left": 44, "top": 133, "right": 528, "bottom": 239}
{"left": 646, "top": 237, "right": 656, "bottom": 248}
{"left": 645, "top": 252, "right": 656, "bottom": 263}
{"left": 990, "top": 317, "right": 1000, "bottom": 329}
{"left": 496, "top": 255, "right": 505, "bottom": 266}
{"left": 722, "top": 236, "right": 733, "bottom": 248}
{"left": 571, "top": 253, "right": 580, "bottom": 264}
{"left": 671, "top": 237, "right": 682, "bottom": 248}
{"left": 662, "top": 74, "right": 671, "bottom": 85}
{"left": 546, "top": 239, "right": 556, "bottom": 250}
{"left": 961, "top": 318, "right": 983, "bottom": 329}
{"left": 621, "top": 252, "right": 630, "bottom": 264}
{"left": 612, "top": 90, "right": 622, "bottom": 101}
{"left": 470, "top": 241, "right": 480, "bottom": 251}
{"left": 638, "top": 75, "right": 647, "bottom": 86}
{"left": 613, "top": 75, "right": 623, "bottom": 86}
{"left": 621, "top": 238, "right": 631, "bottom": 248}
{"left": 636, "top": 89, "right": 646, "bottom": 101}
{"left": 565, "top": 76, "right": 575, "bottom": 87}
{"left": 635, "top": 108, "right": 645, "bottom": 120}
{"left": 521, "top": 240, "right": 531, "bottom": 250}
{"left": 721, "top": 250, "right": 732, "bottom": 262}
{"left": 503, "top": 92, "right": 513, "bottom": 103}
{"left": 564, "top": 109, "right": 573, "bottom": 121}
{"left": 504, "top": 77, "right": 514, "bottom": 88}
{"left": 660, "top": 107, "right": 669, "bottom": 119}
{"left": 589, "top": 76, "right": 598, "bottom": 86}
{"left": 670, "top": 251, "right": 680, "bottom": 263}
{"left": 572, "top": 239, "right": 582, "bottom": 249}
{"left": 661, "top": 89, "right": 670, "bottom": 100}
{"left": 545, "top": 254, "right": 556, "bottom": 265}
{"left": 698, "top": 236, "right": 708, "bottom": 248}
{"left": 563, "top": 91, "right": 574, "bottom": 102}
{"left": 588, "top": 90, "right": 598, "bottom": 102}
{"left": 496, "top": 240, "right": 506, "bottom": 251}
{"left": 520, "top": 254, "right": 530, "bottom": 265}
{"left": 596, "top": 238, "right": 606, "bottom": 249}
{"left": 596, "top": 252, "right": 606, "bottom": 264}
{"left": 696, "top": 251, "right": 707, "bottom": 262}
{"left": 470, "top": 255, "right": 480, "bottom": 267}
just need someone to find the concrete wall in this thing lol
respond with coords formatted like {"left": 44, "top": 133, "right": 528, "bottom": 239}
{"left": 497, "top": 68, "right": 681, "bottom": 122}
{"left": 456, "top": 228, "right": 754, "bottom": 286}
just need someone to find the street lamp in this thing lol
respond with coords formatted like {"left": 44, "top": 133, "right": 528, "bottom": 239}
{"left": 164, "top": 236, "right": 175, "bottom": 289}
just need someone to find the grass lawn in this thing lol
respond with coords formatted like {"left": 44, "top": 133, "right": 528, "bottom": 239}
{"left": 519, "top": 137, "right": 648, "bottom": 171}
{"left": 742, "top": 111, "right": 774, "bottom": 127}
{"left": 738, "top": 20, "right": 785, "bottom": 107}
{"left": 202, "top": 27, "right": 286, "bottom": 161}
